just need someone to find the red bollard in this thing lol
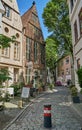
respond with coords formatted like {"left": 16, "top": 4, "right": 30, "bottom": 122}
{"left": 44, "top": 105, "right": 52, "bottom": 128}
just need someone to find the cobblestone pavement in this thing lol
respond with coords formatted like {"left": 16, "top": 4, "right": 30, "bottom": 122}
{"left": 0, "top": 106, "right": 22, "bottom": 130}
{"left": 2, "top": 87, "right": 82, "bottom": 130}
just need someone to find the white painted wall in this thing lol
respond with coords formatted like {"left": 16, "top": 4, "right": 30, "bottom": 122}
{"left": 0, "top": 0, "right": 5, "bottom": 34}
{"left": 0, "top": 0, "right": 23, "bottom": 86}
{"left": 68, "top": 0, "right": 82, "bottom": 91}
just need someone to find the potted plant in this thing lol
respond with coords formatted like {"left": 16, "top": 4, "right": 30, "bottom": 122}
{"left": 49, "top": 83, "right": 54, "bottom": 90}
{"left": 77, "top": 67, "right": 82, "bottom": 88}
{"left": 38, "top": 81, "right": 43, "bottom": 93}
{"left": 70, "top": 86, "right": 80, "bottom": 103}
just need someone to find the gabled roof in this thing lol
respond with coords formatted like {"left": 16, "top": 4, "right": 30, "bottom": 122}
{"left": 54, "top": 53, "right": 71, "bottom": 65}
{"left": 22, "top": 2, "right": 42, "bottom": 29}
{"left": 21, "top": 2, "right": 44, "bottom": 40}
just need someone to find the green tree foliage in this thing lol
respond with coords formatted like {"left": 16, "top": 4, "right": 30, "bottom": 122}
{"left": 0, "top": 34, "right": 15, "bottom": 48}
{"left": 77, "top": 67, "right": 82, "bottom": 88}
{"left": 0, "top": 34, "right": 15, "bottom": 86}
{"left": 0, "top": 33, "right": 16, "bottom": 104}
{"left": 0, "top": 68, "right": 12, "bottom": 86}
{"left": 42, "top": 0, "right": 72, "bottom": 56}
{"left": 46, "top": 38, "right": 58, "bottom": 69}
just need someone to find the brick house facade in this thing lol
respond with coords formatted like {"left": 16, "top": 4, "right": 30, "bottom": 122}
{"left": 21, "top": 2, "right": 46, "bottom": 87}
{"left": 56, "top": 55, "right": 72, "bottom": 85}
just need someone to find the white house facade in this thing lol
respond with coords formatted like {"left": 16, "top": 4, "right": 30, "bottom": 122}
{"left": 67, "top": 0, "right": 82, "bottom": 90}
{"left": 0, "top": 0, "right": 5, "bottom": 34}
{"left": 0, "top": 0, "right": 23, "bottom": 86}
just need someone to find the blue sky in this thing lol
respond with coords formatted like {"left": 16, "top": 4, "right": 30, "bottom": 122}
{"left": 17, "top": 0, "right": 50, "bottom": 40}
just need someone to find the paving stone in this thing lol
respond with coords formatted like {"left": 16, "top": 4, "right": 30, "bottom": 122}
{"left": 2, "top": 87, "right": 82, "bottom": 130}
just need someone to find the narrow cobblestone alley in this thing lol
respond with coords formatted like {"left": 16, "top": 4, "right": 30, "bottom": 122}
{"left": 3, "top": 87, "right": 82, "bottom": 130}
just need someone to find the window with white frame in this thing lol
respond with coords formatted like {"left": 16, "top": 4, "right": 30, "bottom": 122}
{"left": 1, "top": 47, "right": 10, "bottom": 57}
{"left": 4, "top": 5, "right": 11, "bottom": 19}
{"left": 14, "top": 43, "right": 20, "bottom": 60}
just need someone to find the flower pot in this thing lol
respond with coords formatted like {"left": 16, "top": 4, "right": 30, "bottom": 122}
{"left": 72, "top": 96, "right": 80, "bottom": 103}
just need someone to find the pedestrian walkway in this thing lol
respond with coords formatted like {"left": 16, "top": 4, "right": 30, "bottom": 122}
{"left": 4, "top": 102, "right": 18, "bottom": 108}
{"left": 3, "top": 87, "right": 82, "bottom": 118}
{"left": 2, "top": 86, "right": 82, "bottom": 130}
{"left": 69, "top": 92, "right": 82, "bottom": 118}
{"left": 72, "top": 103, "right": 82, "bottom": 117}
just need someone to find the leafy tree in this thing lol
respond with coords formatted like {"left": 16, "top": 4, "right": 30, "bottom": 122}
{"left": 0, "top": 34, "right": 15, "bottom": 86}
{"left": 77, "top": 67, "right": 82, "bottom": 88}
{"left": 46, "top": 38, "right": 58, "bottom": 69}
{"left": 0, "top": 68, "right": 12, "bottom": 86}
{"left": 42, "top": 0, "right": 72, "bottom": 56}
{"left": 0, "top": 34, "right": 15, "bottom": 48}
